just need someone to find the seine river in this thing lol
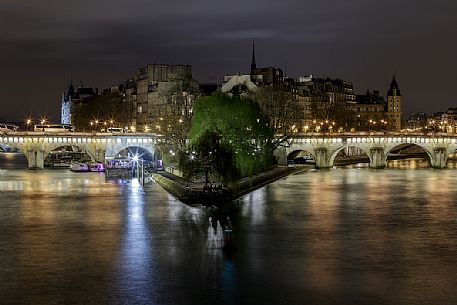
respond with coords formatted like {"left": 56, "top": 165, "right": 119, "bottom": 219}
{"left": 1, "top": 153, "right": 457, "bottom": 305}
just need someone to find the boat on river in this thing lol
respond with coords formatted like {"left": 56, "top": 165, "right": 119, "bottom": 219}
{"left": 70, "top": 162, "right": 89, "bottom": 172}
{"left": 89, "top": 163, "right": 105, "bottom": 172}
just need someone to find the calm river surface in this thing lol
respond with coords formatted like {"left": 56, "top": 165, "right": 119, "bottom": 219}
{"left": 1, "top": 153, "right": 457, "bottom": 305}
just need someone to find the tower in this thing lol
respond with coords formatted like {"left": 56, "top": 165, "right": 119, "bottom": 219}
{"left": 386, "top": 74, "right": 402, "bottom": 131}
{"left": 61, "top": 82, "right": 75, "bottom": 124}
{"left": 250, "top": 39, "right": 256, "bottom": 73}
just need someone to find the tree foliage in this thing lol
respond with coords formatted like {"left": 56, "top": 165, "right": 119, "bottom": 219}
{"left": 184, "top": 92, "right": 276, "bottom": 183}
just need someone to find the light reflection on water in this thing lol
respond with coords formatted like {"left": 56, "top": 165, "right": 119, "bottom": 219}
{"left": 1, "top": 158, "right": 457, "bottom": 304}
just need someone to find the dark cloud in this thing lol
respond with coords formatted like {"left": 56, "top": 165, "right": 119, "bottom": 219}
{"left": 1, "top": 0, "right": 456, "bottom": 121}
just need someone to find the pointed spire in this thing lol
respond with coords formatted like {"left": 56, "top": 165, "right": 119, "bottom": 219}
{"left": 67, "top": 81, "right": 75, "bottom": 98}
{"left": 388, "top": 73, "right": 401, "bottom": 96}
{"left": 251, "top": 39, "right": 256, "bottom": 73}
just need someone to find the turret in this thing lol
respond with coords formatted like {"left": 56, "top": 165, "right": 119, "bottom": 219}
{"left": 250, "top": 39, "right": 256, "bottom": 73}
{"left": 386, "top": 74, "right": 402, "bottom": 131}
{"left": 388, "top": 75, "right": 401, "bottom": 96}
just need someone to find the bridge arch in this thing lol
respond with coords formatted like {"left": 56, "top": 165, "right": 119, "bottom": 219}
{"left": 384, "top": 143, "right": 432, "bottom": 168}
{"left": 447, "top": 148, "right": 457, "bottom": 168}
{"left": 0, "top": 149, "right": 28, "bottom": 169}
{"left": 329, "top": 144, "right": 370, "bottom": 167}
{"left": 43, "top": 145, "right": 95, "bottom": 168}
{"left": 287, "top": 149, "right": 316, "bottom": 165}
{"left": 112, "top": 146, "right": 155, "bottom": 161}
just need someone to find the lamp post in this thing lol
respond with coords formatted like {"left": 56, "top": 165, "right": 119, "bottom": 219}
{"left": 26, "top": 118, "right": 32, "bottom": 131}
{"left": 132, "top": 154, "right": 145, "bottom": 185}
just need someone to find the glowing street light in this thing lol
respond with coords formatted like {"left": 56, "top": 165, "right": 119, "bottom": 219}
{"left": 25, "top": 118, "right": 32, "bottom": 131}
{"left": 131, "top": 154, "right": 144, "bottom": 184}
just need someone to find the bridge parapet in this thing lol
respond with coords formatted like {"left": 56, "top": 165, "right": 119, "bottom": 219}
{"left": 282, "top": 133, "right": 457, "bottom": 169}
{"left": 0, "top": 132, "right": 158, "bottom": 169}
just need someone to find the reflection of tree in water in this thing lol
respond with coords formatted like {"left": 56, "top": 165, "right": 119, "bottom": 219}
{"left": 206, "top": 206, "right": 238, "bottom": 253}
{"left": 207, "top": 217, "right": 225, "bottom": 249}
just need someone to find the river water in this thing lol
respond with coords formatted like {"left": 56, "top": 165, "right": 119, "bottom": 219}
{"left": 1, "top": 153, "right": 457, "bottom": 305}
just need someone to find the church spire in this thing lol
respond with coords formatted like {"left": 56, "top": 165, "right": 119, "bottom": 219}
{"left": 388, "top": 73, "right": 401, "bottom": 96}
{"left": 250, "top": 39, "right": 256, "bottom": 73}
{"left": 66, "top": 81, "right": 75, "bottom": 99}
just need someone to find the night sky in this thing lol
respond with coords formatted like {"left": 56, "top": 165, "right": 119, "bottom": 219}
{"left": 1, "top": 0, "right": 456, "bottom": 122}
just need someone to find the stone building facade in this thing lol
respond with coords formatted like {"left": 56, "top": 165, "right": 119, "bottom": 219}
{"left": 132, "top": 64, "right": 198, "bottom": 133}
{"left": 354, "top": 90, "right": 387, "bottom": 130}
{"left": 67, "top": 64, "right": 200, "bottom": 133}
{"left": 285, "top": 76, "right": 356, "bottom": 132}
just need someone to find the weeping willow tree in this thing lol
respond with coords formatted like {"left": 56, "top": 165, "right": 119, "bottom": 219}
{"left": 183, "top": 91, "right": 276, "bottom": 184}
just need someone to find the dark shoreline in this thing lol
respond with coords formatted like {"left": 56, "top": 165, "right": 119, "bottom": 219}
{"left": 151, "top": 166, "right": 311, "bottom": 207}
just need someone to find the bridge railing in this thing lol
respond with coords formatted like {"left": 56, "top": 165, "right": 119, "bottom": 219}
{"left": 288, "top": 132, "right": 456, "bottom": 138}
{"left": 0, "top": 131, "right": 160, "bottom": 136}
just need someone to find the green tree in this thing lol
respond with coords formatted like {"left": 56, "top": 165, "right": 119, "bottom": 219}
{"left": 185, "top": 92, "right": 276, "bottom": 183}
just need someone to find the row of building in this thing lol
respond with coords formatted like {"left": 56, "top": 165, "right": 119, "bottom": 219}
{"left": 406, "top": 108, "right": 457, "bottom": 133}
{"left": 61, "top": 44, "right": 402, "bottom": 133}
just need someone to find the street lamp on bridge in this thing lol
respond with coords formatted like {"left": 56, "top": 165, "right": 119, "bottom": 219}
{"left": 25, "top": 118, "right": 32, "bottom": 131}
{"left": 132, "top": 154, "right": 145, "bottom": 185}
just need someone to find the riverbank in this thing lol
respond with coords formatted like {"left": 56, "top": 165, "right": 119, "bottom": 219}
{"left": 151, "top": 165, "right": 312, "bottom": 206}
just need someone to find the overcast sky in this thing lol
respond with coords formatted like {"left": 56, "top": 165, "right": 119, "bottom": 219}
{"left": 1, "top": 0, "right": 456, "bottom": 122}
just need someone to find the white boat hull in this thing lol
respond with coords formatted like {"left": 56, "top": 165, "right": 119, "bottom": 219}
{"left": 70, "top": 163, "right": 89, "bottom": 172}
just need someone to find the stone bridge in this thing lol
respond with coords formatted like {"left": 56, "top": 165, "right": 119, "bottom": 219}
{"left": 275, "top": 133, "right": 457, "bottom": 169}
{"left": 0, "top": 132, "right": 159, "bottom": 169}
